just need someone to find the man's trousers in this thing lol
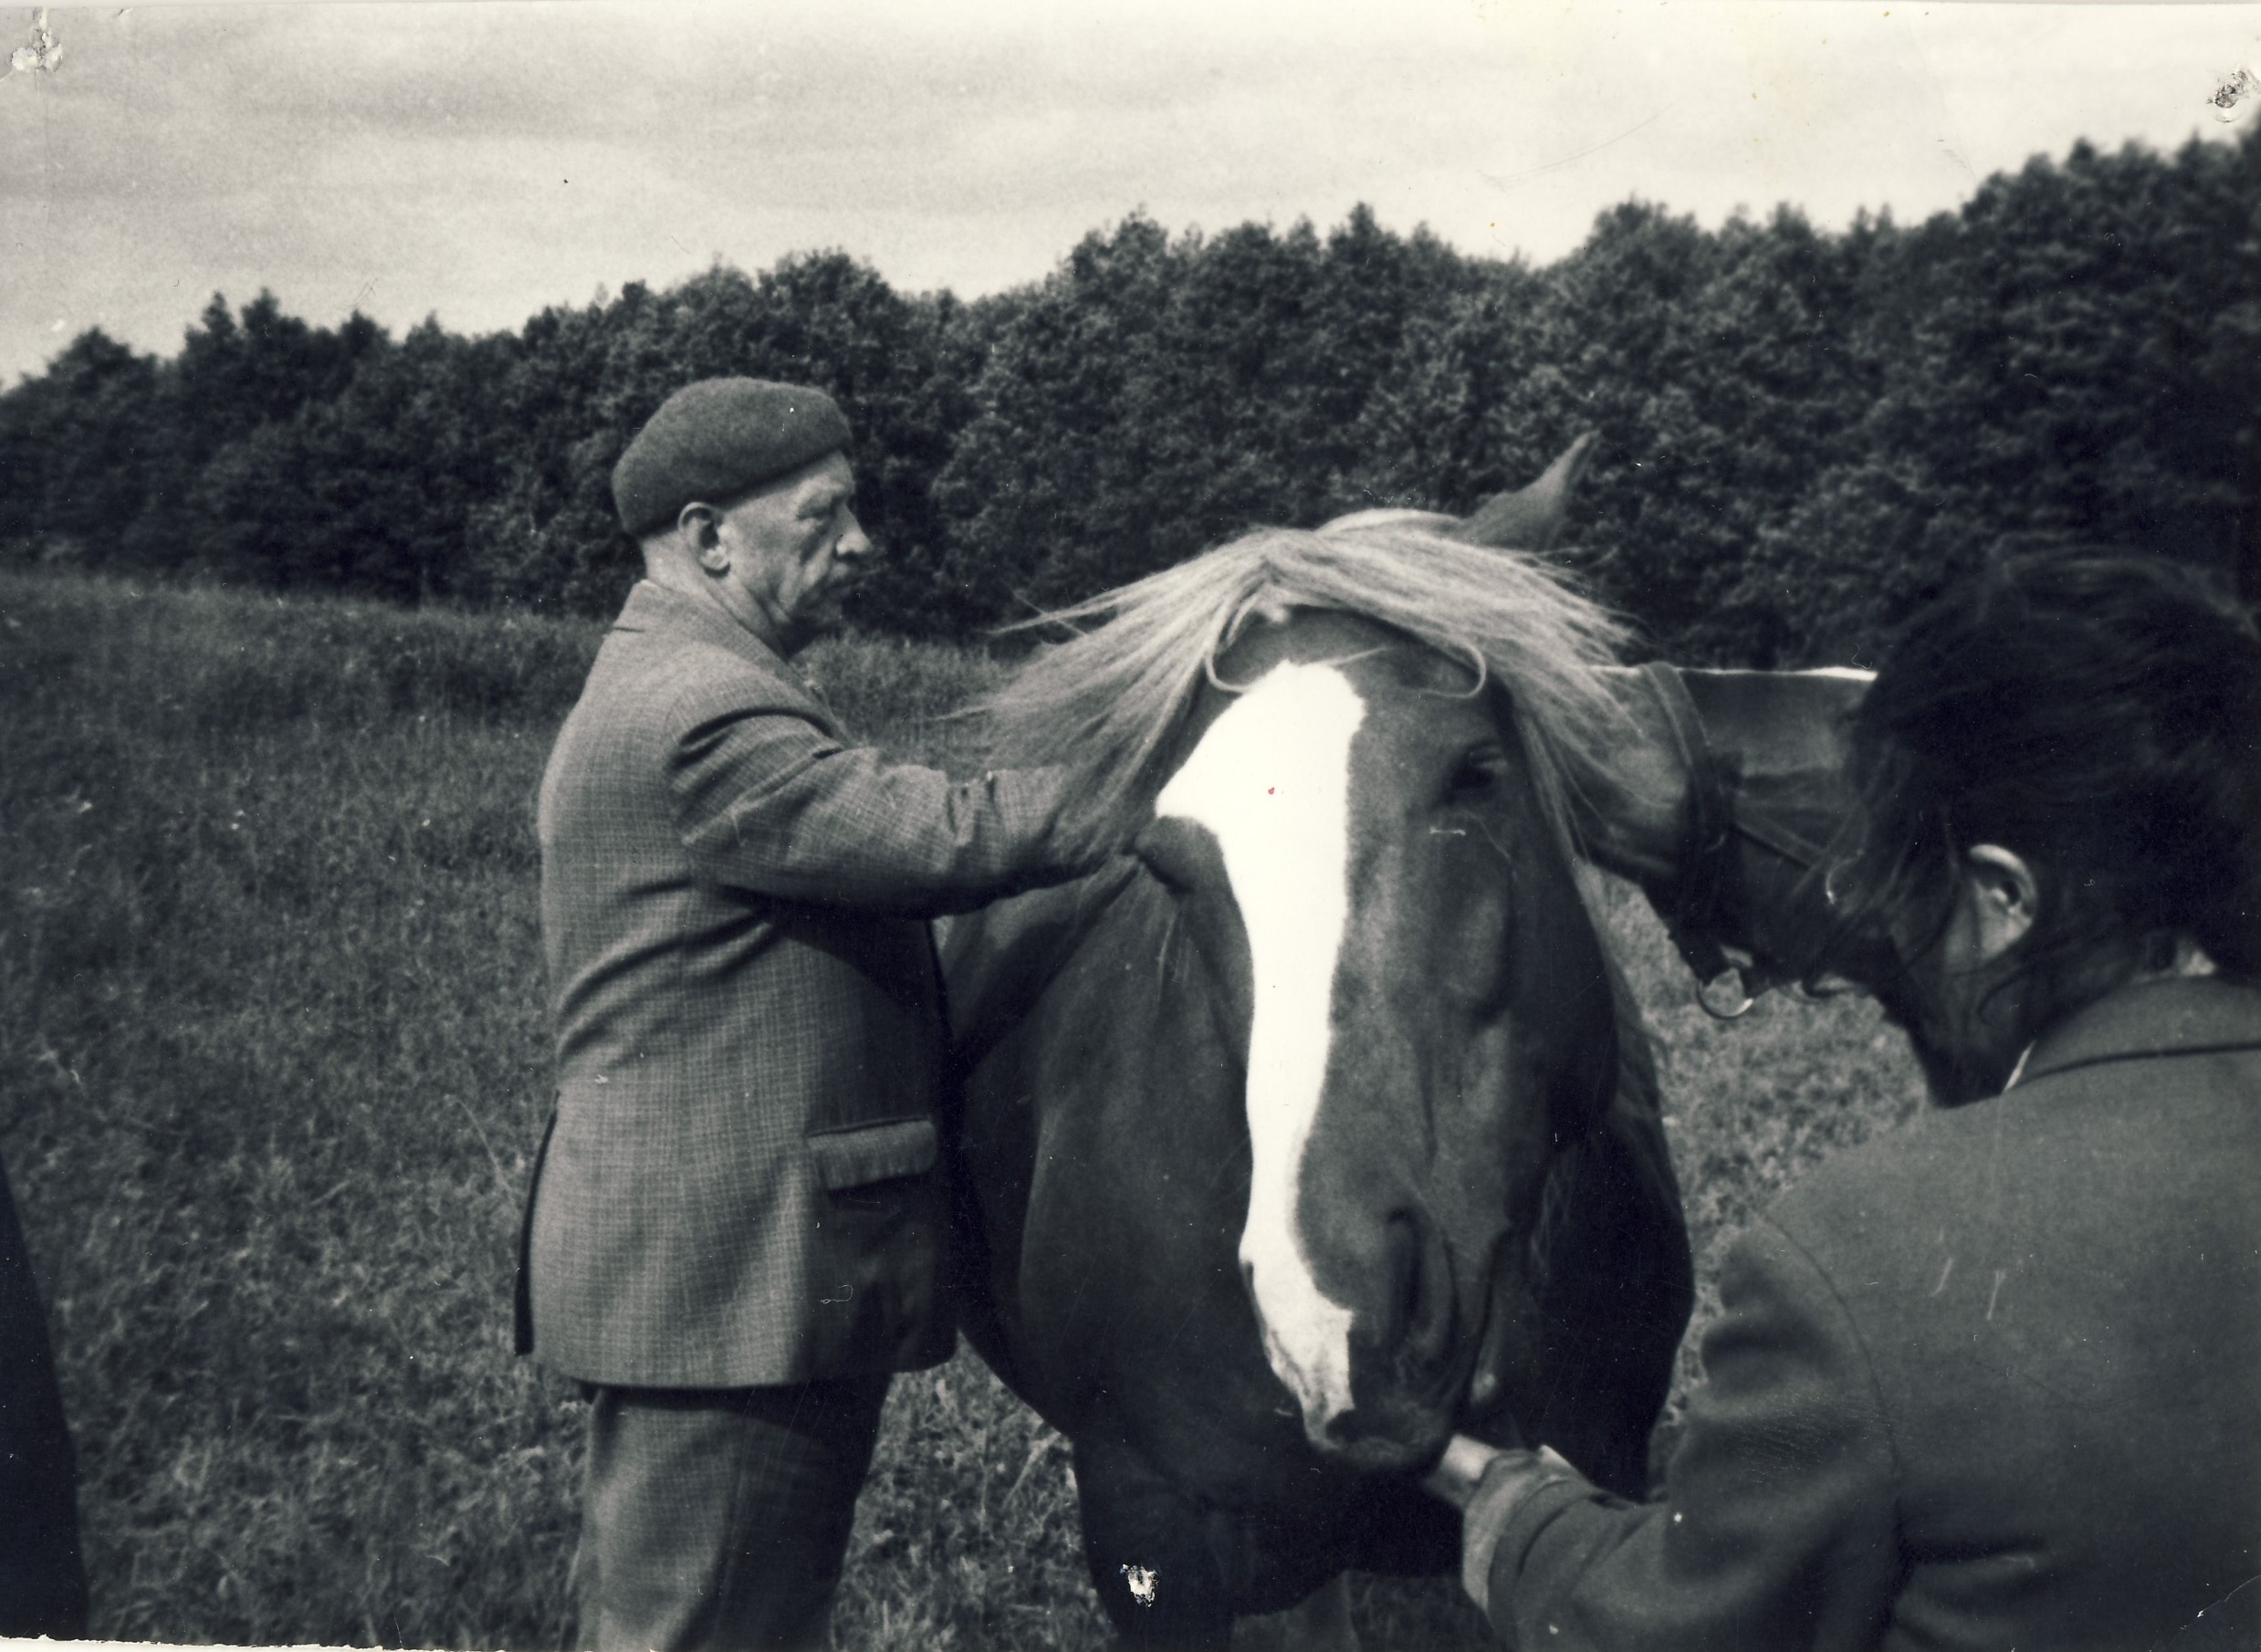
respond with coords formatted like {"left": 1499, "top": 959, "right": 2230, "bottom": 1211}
{"left": 0, "top": 1154, "right": 87, "bottom": 1638}
{"left": 575, "top": 1375, "right": 892, "bottom": 1652}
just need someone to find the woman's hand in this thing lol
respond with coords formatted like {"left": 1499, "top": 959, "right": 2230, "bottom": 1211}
{"left": 1424, "top": 1434, "right": 1591, "bottom": 1615}
{"left": 1421, "top": 1434, "right": 1508, "bottom": 1510}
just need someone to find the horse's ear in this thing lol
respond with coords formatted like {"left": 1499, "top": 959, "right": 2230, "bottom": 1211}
{"left": 1448, "top": 433, "right": 1598, "bottom": 552}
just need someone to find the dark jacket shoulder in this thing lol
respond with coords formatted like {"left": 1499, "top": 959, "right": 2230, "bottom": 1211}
{"left": 1770, "top": 977, "right": 2261, "bottom": 1274}
{"left": 1763, "top": 977, "right": 2261, "bottom": 1650}
{"left": 578, "top": 581, "right": 832, "bottom": 735}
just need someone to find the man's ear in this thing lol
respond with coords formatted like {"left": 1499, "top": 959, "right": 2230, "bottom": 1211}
{"left": 676, "top": 502, "right": 728, "bottom": 573}
{"left": 1961, "top": 843, "right": 2038, "bottom": 963}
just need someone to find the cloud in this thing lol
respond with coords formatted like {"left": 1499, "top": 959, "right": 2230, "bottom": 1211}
{"left": 3, "top": 0, "right": 2254, "bottom": 382}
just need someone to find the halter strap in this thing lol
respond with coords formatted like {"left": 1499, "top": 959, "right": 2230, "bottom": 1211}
{"left": 1639, "top": 664, "right": 1759, "bottom": 1016}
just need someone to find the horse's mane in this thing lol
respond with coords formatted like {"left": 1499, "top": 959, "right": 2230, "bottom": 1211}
{"left": 976, "top": 521, "right": 1633, "bottom": 855}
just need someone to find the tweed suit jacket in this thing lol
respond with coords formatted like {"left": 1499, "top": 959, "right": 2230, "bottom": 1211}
{"left": 1471, "top": 976, "right": 2261, "bottom": 1652}
{"left": 521, "top": 580, "right": 1087, "bottom": 1388}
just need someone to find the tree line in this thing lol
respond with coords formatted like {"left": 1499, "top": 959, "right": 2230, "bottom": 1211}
{"left": 3, "top": 127, "right": 2253, "bottom": 666}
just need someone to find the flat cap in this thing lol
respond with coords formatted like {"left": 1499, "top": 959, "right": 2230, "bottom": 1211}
{"left": 612, "top": 378, "right": 853, "bottom": 538}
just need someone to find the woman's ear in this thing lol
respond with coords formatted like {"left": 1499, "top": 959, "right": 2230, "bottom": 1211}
{"left": 1960, "top": 843, "right": 2038, "bottom": 964}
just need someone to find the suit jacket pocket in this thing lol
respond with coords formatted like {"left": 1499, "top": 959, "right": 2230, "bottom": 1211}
{"left": 802, "top": 1115, "right": 952, "bottom": 1373}
{"left": 806, "top": 1116, "right": 939, "bottom": 1191}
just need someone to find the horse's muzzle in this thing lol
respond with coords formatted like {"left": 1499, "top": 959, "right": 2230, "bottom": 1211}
{"left": 1303, "top": 1215, "right": 1483, "bottom": 1474}
{"left": 1314, "top": 1385, "right": 1459, "bottom": 1476}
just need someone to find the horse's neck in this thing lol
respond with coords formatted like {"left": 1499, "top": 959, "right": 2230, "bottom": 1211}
{"left": 1574, "top": 664, "right": 1901, "bottom": 1006}
{"left": 1569, "top": 668, "right": 1691, "bottom": 888}
{"left": 1575, "top": 664, "right": 1867, "bottom": 889}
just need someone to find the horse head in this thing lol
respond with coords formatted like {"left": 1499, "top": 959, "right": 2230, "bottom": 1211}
{"left": 979, "top": 465, "right": 1636, "bottom": 1476}
{"left": 1139, "top": 609, "right": 1620, "bottom": 1471}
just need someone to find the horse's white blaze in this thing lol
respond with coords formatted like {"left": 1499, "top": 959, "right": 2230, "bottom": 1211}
{"left": 1156, "top": 662, "right": 1366, "bottom": 1435}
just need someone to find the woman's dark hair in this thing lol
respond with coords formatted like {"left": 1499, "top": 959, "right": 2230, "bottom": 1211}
{"left": 1826, "top": 550, "right": 2261, "bottom": 1021}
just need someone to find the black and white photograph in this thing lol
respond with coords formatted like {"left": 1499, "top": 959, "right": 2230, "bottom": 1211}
{"left": 3, "top": 2, "right": 2256, "bottom": 1647}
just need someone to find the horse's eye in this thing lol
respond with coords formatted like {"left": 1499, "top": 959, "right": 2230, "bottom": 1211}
{"left": 1447, "top": 747, "right": 1507, "bottom": 802}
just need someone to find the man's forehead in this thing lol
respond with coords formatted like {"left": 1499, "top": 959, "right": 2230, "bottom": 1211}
{"left": 794, "top": 454, "right": 856, "bottom": 505}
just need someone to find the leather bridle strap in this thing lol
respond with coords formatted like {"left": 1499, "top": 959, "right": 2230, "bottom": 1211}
{"left": 1639, "top": 663, "right": 1758, "bottom": 1018}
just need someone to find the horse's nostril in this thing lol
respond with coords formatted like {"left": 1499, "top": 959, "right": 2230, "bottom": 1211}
{"left": 1384, "top": 1212, "right": 1419, "bottom": 1349}
{"left": 1381, "top": 1208, "right": 1454, "bottom": 1365}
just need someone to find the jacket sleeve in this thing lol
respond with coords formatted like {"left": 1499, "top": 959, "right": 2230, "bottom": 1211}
{"left": 663, "top": 684, "right": 1096, "bottom": 916}
{"left": 1474, "top": 1217, "right": 1904, "bottom": 1652}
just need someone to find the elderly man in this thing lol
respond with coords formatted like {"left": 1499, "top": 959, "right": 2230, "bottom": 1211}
{"left": 516, "top": 379, "right": 1102, "bottom": 1651}
{"left": 1429, "top": 554, "right": 2260, "bottom": 1651}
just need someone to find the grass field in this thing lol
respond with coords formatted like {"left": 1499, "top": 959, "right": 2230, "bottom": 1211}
{"left": 0, "top": 571, "right": 1926, "bottom": 1649}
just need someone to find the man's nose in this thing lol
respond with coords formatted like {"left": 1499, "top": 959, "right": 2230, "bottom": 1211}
{"left": 838, "top": 512, "right": 874, "bottom": 560}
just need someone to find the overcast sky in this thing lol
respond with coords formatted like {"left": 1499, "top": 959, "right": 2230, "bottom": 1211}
{"left": 2, "top": 1, "right": 2256, "bottom": 384}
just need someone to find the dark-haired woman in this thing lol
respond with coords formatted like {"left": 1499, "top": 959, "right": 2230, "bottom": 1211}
{"left": 1430, "top": 554, "right": 2260, "bottom": 1650}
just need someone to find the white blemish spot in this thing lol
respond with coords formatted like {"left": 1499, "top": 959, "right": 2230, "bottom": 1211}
{"left": 7, "top": 9, "right": 61, "bottom": 75}
{"left": 1120, "top": 1564, "right": 1158, "bottom": 1607}
{"left": 2209, "top": 64, "right": 2257, "bottom": 124}
{"left": 1157, "top": 662, "right": 1366, "bottom": 1435}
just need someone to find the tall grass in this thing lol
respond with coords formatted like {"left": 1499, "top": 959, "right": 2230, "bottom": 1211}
{"left": 0, "top": 572, "right": 1922, "bottom": 1648}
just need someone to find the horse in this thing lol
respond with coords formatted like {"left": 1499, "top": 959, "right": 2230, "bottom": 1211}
{"left": 936, "top": 446, "right": 1695, "bottom": 1647}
